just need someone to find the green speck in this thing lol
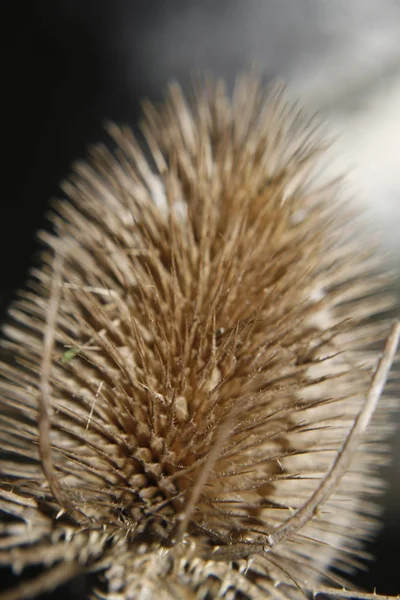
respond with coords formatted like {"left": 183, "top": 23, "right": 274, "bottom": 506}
{"left": 61, "top": 347, "right": 80, "bottom": 364}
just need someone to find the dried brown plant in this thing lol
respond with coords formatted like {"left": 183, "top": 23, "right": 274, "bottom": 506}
{"left": 0, "top": 74, "right": 399, "bottom": 600}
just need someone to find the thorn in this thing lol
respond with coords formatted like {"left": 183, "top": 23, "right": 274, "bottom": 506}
{"left": 86, "top": 381, "right": 104, "bottom": 430}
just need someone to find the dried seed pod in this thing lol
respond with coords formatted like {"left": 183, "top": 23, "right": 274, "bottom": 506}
{"left": 0, "top": 74, "right": 399, "bottom": 600}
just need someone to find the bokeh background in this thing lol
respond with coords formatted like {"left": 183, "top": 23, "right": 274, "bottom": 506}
{"left": 2, "top": 1, "right": 400, "bottom": 597}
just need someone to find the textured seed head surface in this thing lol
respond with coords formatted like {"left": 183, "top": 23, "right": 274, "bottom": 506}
{"left": 0, "top": 75, "right": 397, "bottom": 599}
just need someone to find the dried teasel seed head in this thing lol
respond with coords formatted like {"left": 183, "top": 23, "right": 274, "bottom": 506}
{"left": 0, "top": 74, "right": 399, "bottom": 600}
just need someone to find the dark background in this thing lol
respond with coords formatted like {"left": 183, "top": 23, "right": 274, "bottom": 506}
{"left": 1, "top": 1, "right": 400, "bottom": 597}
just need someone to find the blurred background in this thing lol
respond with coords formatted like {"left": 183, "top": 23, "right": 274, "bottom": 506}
{"left": 1, "top": 0, "right": 400, "bottom": 597}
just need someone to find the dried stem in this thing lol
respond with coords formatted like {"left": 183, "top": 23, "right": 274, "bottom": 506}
{"left": 268, "top": 321, "right": 400, "bottom": 549}
{"left": 38, "top": 255, "right": 73, "bottom": 513}
{"left": 174, "top": 411, "right": 235, "bottom": 541}
{"left": 310, "top": 587, "right": 400, "bottom": 599}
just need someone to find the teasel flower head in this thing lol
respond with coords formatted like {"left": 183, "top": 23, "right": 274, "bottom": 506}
{"left": 0, "top": 74, "right": 399, "bottom": 600}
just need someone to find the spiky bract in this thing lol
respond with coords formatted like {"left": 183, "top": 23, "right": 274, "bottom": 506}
{"left": 0, "top": 75, "right": 396, "bottom": 599}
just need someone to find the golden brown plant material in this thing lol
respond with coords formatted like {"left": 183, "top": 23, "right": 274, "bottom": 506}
{"left": 0, "top": 74, "right": 399, "bottom": 600}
